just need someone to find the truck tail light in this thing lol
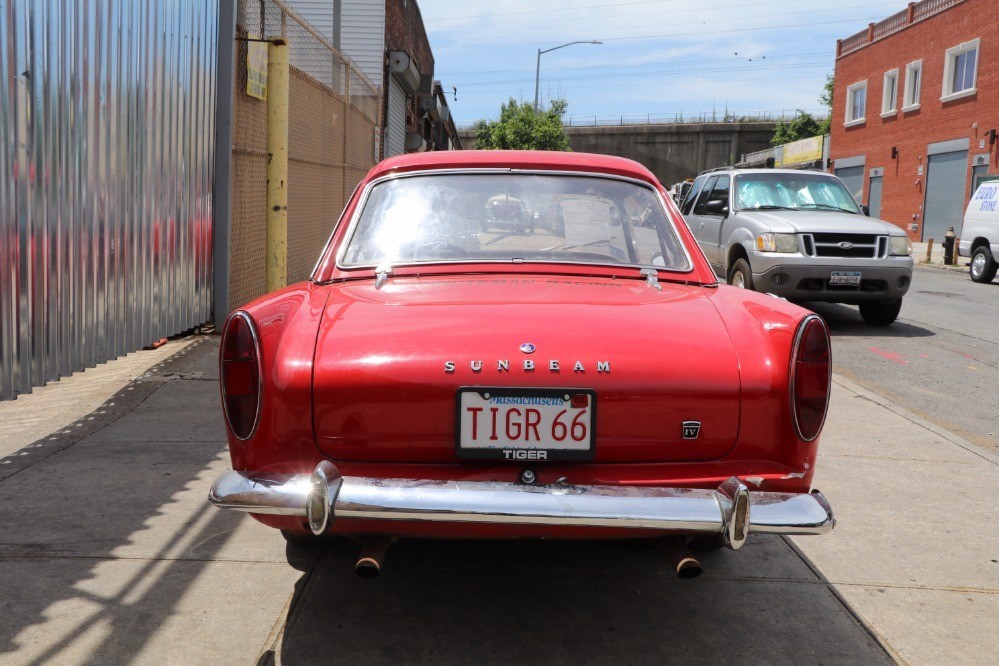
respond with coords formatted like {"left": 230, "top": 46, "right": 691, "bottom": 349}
{"left": 790, "top": 315, "right": 830, "bottom": 442}
{"left": 221, "top": 312, "right": 262, "bottom": 440}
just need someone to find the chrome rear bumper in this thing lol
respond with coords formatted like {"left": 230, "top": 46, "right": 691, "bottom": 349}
{"left": 209, "top": 465, "right": 834, "bottom": 550}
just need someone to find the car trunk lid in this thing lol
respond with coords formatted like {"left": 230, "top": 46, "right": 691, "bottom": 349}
{"left": 312, "top": 275, "right": 741, "bottom": 463}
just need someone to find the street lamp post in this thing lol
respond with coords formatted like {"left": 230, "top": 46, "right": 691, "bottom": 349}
{"left": 534, "top": 40, "right": 602, "bottom": 111}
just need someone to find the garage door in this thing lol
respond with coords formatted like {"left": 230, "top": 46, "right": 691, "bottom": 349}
{"left": 922, "top": 150, "right": 967, "bottom": 241}
{"left": 385, "top": 79, "right": 407, "bottom": 158}
{"left": 835, "top": 166, "right": 864, "bottom": 205}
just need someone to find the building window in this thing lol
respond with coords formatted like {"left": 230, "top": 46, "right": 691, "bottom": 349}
{"left": 845, "top": 80, "right": 867, "bottom": 126}
{"left": 903, "top": 60, "right": 922, "bottom": 110}
{"left": 942, "top": 38, "right": 979, "bottom": 102}
{"left": 881, "top": 69, "right": 898, "bottom": 116}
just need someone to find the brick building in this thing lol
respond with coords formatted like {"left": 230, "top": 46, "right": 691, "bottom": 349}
{"left": 831, "top": 0, "right": 997, "bottom": 243}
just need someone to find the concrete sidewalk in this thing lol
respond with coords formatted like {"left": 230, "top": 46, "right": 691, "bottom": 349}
{"left": 793, "top": 376, "right": 998, "bottom": 665}
{"left": 0, "top": 336, "right": 996, "bottom": 664}
{"left": 912, "top": 240, "right": 968, "bottom": 272}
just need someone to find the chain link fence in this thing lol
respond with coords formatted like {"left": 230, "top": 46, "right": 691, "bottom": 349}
{"left": 231, "top": 0, "right": 379, "bottom": 309}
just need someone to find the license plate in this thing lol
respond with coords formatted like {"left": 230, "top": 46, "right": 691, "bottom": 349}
{"left": 830, "top": 270, "right": 861, "bottom": 286}
{"left": 456, "top": 387, "right": 596, "bottom": 461}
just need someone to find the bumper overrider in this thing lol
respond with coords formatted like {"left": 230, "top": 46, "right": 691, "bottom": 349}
{"left": 209, "top": 462, "right": 834, "bottom": 549}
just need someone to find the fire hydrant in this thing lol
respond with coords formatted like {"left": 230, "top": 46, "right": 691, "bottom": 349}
{"left": 943, "top": 227, "right": 956, "bottom": 265}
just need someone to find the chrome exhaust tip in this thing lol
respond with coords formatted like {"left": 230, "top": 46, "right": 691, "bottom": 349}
{"left": 306, "top": 461, "right": 343, "bottom": 536}
{"left": 654, "top": 537, "right": 703, "bottom": 579}
{"left": 716, "top": 476, "right": 750, "bottom": 550}
{"left": 355, "top": 537, "right": 393, "bottom": 579}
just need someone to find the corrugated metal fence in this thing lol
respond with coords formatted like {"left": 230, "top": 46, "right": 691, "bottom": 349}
{"left": 0, "top": 0, "right": 219, "bottom": 400}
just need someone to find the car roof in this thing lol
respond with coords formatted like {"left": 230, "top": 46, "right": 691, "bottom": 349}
{"left": 697, "top": 167, "right": 833, "bottom": 177}
{"left": 369, "top": 150, "right": 661, "bottom": 186}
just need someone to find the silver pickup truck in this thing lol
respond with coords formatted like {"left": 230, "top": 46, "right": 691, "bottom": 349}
{"left": 681, "top": 167, "right": 914, "bottom": 325}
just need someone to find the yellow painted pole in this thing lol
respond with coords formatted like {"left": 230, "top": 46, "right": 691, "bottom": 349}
{"left": 266, "top": 39, "right": 289, "bottom": 292}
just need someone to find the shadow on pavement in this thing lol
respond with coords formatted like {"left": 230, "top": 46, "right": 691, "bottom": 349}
{"left": 802, "top": 301, "right": 935, "bottom": 338}
{"left": 277, "top": 535, "right": 893, "bottom": 664}
{"left": 0, "top": 338, "right": 306, "bottom": 663}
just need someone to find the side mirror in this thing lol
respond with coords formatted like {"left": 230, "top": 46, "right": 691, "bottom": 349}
{"left": 704, "top": 199, "right": 729, "bottom": 216}
{"left": 860, "top": 205, "right": 870, "bottom": 216}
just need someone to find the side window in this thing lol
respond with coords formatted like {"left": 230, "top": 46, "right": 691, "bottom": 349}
{"left": 692, "top": 176, "right": 719, "bottom": 215}
{"left": 903, "top": 60, "right": 922, "bottom": 109}
{"left": 680, "top": 177, "right": 706, "bottom": 215}
{"left": 709, "top": 176, "right": 730, "bottom": 211}
{"left": 845, "top": 80, "right": 867, "bottom": 125}
{"left": 881, "top": 68, "right": 899, "bottom": 115}
{"left": 942, "top": 38, "right": 979, "bottom": 100}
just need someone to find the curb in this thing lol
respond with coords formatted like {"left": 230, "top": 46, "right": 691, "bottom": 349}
{"left": 914, "top": 261, "right": 968, "bottom": 274}
{"left": 832, "top": 373, "right": 999, "bottom": 466}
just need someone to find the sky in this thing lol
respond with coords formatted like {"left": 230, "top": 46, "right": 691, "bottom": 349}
{"left": 417, "top": 0, "right": 911, "bottom": 128}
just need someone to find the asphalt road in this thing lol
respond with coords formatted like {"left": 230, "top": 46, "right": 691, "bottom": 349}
{"left": 804, "top": 264, "right": 999, "bottom": 453}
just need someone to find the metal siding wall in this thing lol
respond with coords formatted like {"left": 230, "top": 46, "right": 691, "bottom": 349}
{"left": 340, "top": 0, "right": 384, "bottom": 86}
{"left": 0, "top": 0, "right": 218, "bottom": 400}
{"left": 286, "top": 0, "right": 336, "bottom": 43}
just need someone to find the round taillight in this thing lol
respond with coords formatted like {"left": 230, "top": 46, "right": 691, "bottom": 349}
{"left": 790, "top": 314, "right": 830, "bottom": 441}
{"left": 221, "top": 312, "right": 261, "bottom": 440}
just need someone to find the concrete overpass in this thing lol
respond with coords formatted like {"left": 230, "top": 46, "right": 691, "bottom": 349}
{"left": 457, "top": 121, "right": 777, "bottom": 187}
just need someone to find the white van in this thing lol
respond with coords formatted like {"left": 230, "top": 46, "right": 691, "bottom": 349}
{"left": 958, "top": 182, "right": 999, "bottom": 283}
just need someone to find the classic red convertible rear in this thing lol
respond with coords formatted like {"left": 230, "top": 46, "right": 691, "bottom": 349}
{"left": 210, "top": 151, "right": 834, "bottom": 577}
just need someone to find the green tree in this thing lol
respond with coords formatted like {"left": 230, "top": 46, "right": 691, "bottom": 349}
{"left": 473, "top": 98, "right": 572, "bottom": 151}
{"left": 819, "top": 73, "right": 834, "bottom": 108}
{"left": 818, "top": 74, "right": 833, "bottom": 134}
{"left": 771, "top": 109, "right": 824, "bottom": 145}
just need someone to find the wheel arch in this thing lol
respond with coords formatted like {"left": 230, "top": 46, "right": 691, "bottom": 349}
{"left": 727, "top": 242, "right": 751, "bottom": 275}
{"left": 970, "top": 236, "right": 991, "bottom": 251}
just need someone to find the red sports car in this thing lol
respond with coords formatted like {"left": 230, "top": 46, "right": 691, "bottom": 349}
{"left": 210, "top": 151, "right": 834, "bottom": 578}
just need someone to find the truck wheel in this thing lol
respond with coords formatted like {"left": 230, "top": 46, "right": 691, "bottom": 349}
{"left": 969, "top": 246, "right": 997, "bottom": 283}
{"left": 859, "top": 299, "right": 902, "bottom": 326}
{"left": 728, "top": 258, "right": 754, "bottom": 290}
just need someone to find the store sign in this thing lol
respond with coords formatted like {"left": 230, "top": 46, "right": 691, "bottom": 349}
{"left": 246, "top": 34, "right": 268, "bottom": 100}
{"left": 779, "top": 136, "right": 824, "bottom": 166}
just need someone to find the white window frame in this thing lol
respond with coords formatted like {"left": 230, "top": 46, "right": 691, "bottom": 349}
{"left": 941, "top": 38, "right": 980, "bottom": 102}
{"left": 903, "top": 59, "right": 922, "bottom": 111}
{"left": 845, "top": 80, "right": 867, "bottom": 127}
{"left": 881, "top": 68, "right": 899, "bottom": 117}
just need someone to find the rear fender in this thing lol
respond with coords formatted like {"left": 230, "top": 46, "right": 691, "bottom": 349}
{"left": 224, "top": 283, "right": 329, "bottom": 473}
{"left": 707, "top": 287, "right": 819, "bottom": 488}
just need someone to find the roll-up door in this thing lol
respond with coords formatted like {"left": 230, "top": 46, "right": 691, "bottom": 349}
{"left": 385, "top": 79, "right": 407, "bottom": 158}
{"left": 922, "top": 150, "right": 967, "bottom": 241}
{"left": 835, "top": 166, "right": 864, "bottom": 205}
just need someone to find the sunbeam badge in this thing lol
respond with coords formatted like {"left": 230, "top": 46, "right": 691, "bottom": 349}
{"left": 519, "top": 343, "right": 536, "bottom": 354}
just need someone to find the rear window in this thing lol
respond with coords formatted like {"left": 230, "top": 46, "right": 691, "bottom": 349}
{"left": 339, "top": 173, "right": 691, "bottom": 271}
